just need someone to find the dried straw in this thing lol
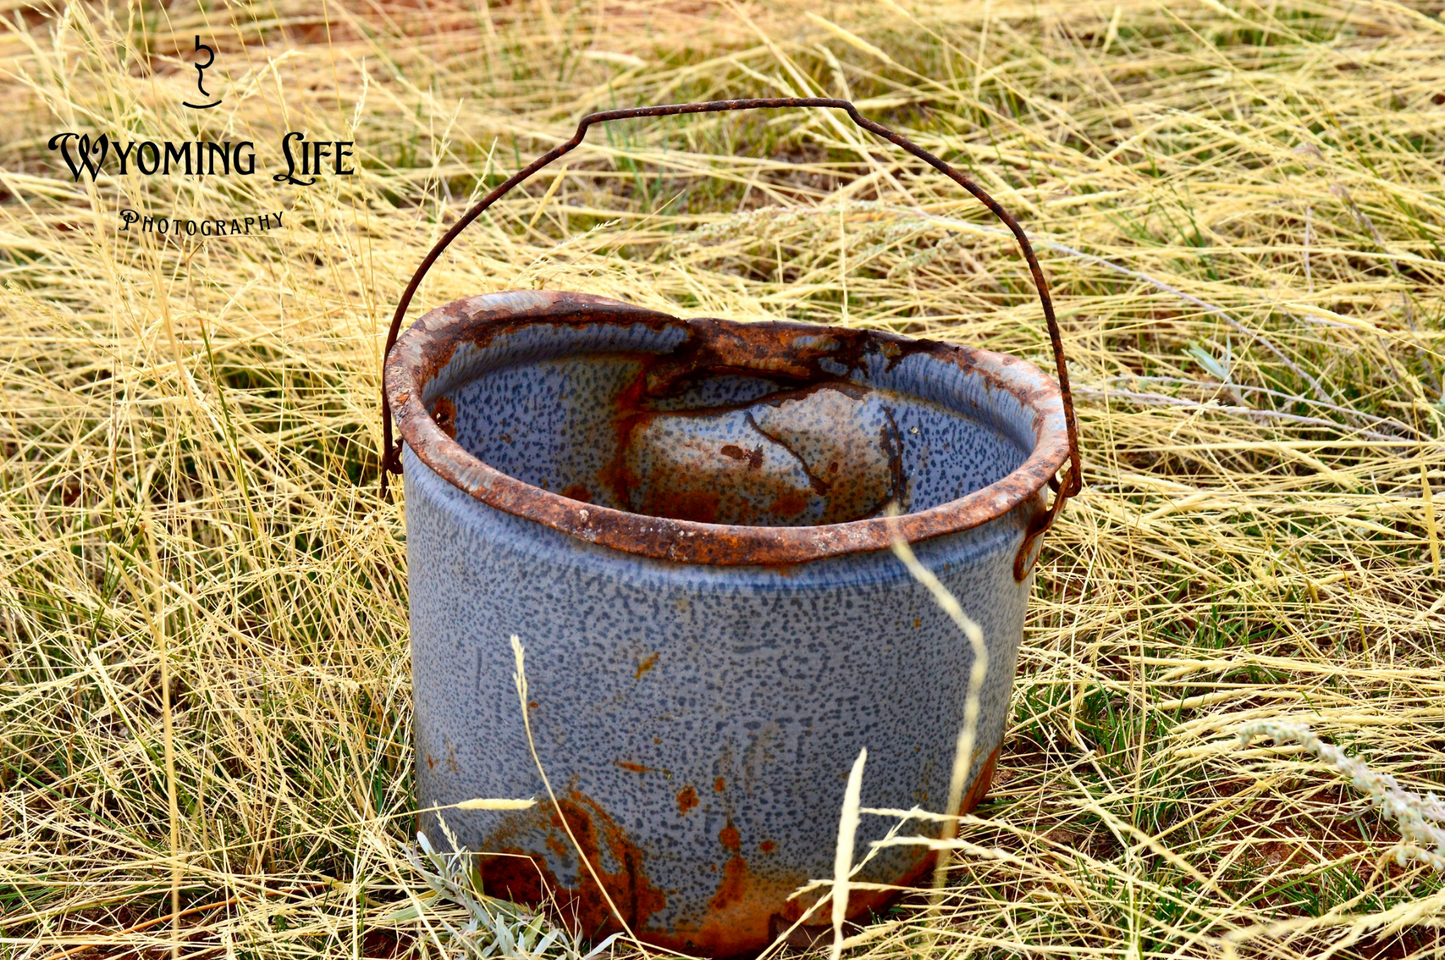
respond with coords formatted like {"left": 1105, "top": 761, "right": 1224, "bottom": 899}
{"left": 2, "top": 1, "right": 1442, "bottom": 958}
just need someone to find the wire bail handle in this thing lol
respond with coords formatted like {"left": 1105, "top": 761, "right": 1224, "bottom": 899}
{"left": 380, "top": 98, "right": 1081, "bottom": 573}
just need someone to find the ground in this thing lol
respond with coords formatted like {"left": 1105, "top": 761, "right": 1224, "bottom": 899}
{"left": 1, "top": 2, "right": 1443, "bottom": 959}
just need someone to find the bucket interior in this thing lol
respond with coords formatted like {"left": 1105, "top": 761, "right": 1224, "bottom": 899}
{"left": 423, "top": 320, "right": 1037, "bottom": 528}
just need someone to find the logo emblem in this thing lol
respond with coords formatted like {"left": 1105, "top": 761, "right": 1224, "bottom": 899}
{"left": 183, "top": 36, "right": 221, "bottom": 110}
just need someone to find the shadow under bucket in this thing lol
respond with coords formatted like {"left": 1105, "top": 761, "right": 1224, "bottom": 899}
{"left": 382, "top": 99, "right": 1080, "bottom": 957}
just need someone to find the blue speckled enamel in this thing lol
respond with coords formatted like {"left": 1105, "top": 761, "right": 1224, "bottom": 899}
{"left": 398, "top": 310, "right": 1049, "bottom": 955}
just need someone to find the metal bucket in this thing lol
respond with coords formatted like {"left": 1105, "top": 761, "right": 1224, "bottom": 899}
{"left": 381, "top": 99, "right": 1080, "bottom": 957}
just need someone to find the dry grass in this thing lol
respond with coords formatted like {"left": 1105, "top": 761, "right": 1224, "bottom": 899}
{"left": 2, "top": 1, "right": 1443, "bottom": 958}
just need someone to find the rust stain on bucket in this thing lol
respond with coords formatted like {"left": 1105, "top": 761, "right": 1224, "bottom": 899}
{"left": 473, "top": 750, "right": 997, "bottom": 956}
{"left": 385, "top": 293, "right": 1071, "bottom": 567}
{"left": 710, "top": 852, "right": 750, "bottom": 910}
{"left": 768, "top": 745, "right": 1001, "bottom": 950}
{"left": 478, "top": 790, "right": 668, "bottom": 938}
{"left": 603, "top": 370, "right": 907, "bottom": 527}
{"left": 429, "top": 396, "right": 456, "bottom": 439}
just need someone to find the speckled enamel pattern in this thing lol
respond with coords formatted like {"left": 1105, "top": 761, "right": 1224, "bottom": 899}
{"left": 391, "top": 293, "right": 1067, "bottom": 956}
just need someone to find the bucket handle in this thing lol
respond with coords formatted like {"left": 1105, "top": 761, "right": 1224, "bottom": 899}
{"left": 380, "top": 98, "right": 1081, "bottom": 577}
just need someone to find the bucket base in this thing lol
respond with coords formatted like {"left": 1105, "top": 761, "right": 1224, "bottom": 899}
{"left": 765, "top": 746, "right": 1000, "bottom": 955}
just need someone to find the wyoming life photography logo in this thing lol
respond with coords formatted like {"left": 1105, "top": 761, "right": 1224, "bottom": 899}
{"left": 46, "top": 36, "right": 358, "bottom": 238}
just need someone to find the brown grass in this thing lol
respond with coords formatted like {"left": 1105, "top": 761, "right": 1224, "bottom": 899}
{"left": 1, "top": 1, "right": 1442, "bottom": 959}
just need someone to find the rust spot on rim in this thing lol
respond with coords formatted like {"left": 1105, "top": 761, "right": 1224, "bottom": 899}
{"left": 676, "top": 785, "right": 699, "bottom": 814}
{"left": 384, "top": 292, "right": 1069, "bottom": 566}
{"left": 429, "top": 396, "right": 456, "bottom": 439}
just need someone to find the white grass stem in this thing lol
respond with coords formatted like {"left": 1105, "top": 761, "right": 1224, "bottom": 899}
{"left": 888, "top": 525, "right": 989, "bottom": 901}
{"left": 831, "top": 747, "right": 867, "bottom": 960}
{"left": 510, "top": 636, "right": 638, "bottom": 942}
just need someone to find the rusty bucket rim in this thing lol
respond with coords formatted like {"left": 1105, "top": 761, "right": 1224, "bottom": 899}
{"left": 385, "top": 290, "right": 1071, "bottom": 567}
